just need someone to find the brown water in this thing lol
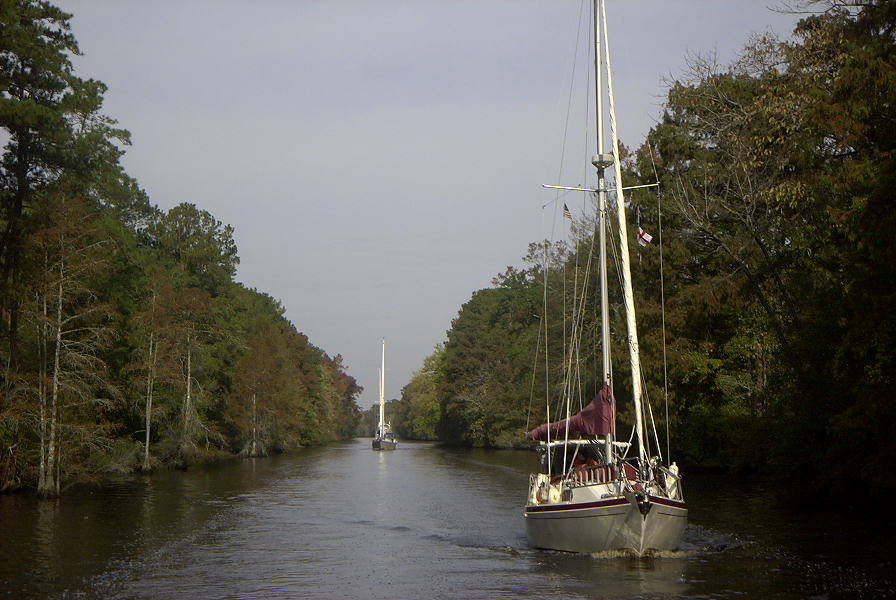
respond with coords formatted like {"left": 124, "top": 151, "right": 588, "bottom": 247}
{"left": 0, "top": 439, "right": 892, "bottom": 599}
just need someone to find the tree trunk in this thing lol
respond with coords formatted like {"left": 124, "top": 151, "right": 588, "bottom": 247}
{"left": 38, "top": 271, "right": 64, "bottom": 498}
{"left": 251, "top": 391, "right": 258, "bottom": 456}
{"left": 37, "top": 282, "right": 48, "bottom": 492}
{"left": 142, "top": 291, "right": 157, "bottom": 473}
{"left": 179, "top": 334, "right": 193, "bottom": 462}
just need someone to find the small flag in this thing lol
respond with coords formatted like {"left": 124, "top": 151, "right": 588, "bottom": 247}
{"left": 638, "top": 227, "right": 653, "bottom": 247}
{"left": 563, "top": 204, "right": 572, "bottom": 219}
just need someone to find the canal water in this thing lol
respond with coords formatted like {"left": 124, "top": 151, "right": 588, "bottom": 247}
{"left": 1, "top": 439, "right": 892, "bottom": 599}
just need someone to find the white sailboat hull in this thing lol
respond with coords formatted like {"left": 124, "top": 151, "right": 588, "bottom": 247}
{"left": 372, "top": 438, "right": 396, "bottom": 451}
{"left": 525, "top": 483, "right": 687, "bottom": 554}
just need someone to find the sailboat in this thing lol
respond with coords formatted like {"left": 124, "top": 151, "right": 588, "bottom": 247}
{"left": 524, "top": 0, "right": 687, "bottom": 554}
{"left": 372, "top": 339, "right": 396, "bottom": 451}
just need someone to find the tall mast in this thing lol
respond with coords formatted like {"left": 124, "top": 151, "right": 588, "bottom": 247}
{"left": 592, "top": 0, "right": 615, "bottom": 463}
{"left": 379, "top": 338, "right": 385, "bottom": 432}
{"left": 600, "top": 0, "right": 646, "bottom": 464}
{"left": 593, "top": 0, "right": 611, "bottom": 388}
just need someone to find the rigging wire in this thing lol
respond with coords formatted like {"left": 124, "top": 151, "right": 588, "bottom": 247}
{"left": 540, "top": 0, "right": 595, "bottom": 431}
{"left": 530, "top": 1, "right": 590, "bottom": 465}
{"left": 648, "top": 143, "right": 673, "bottom": 462}
{"left": 524, "top": 314, "right": 543, "bottom": 434}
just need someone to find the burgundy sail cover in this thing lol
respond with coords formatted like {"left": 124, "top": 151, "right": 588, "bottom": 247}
{"left": 527, "top": 382, "right": 616, "bottom": 441}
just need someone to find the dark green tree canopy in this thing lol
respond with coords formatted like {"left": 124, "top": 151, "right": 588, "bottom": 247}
{"left": 0, "top": 0, "right": 361, "bottom": 494}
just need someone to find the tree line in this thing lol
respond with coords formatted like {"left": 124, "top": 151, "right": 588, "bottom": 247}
{"left": 391, "top": 1, "right": 896, "bottom": 495}
{"left": 0, "top": 1, "right": 361, "bottom": 497}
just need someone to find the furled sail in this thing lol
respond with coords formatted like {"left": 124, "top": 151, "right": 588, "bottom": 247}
{"left": 527, "top": 382, "right": 616, "bottom": 441}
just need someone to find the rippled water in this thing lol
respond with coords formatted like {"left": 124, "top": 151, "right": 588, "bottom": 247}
{"left": 1, "top": 440, "right": 892, "bottom": 599}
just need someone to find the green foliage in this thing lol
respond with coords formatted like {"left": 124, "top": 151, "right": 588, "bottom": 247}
{"left": 393, "top": 346, "right": 444, "bottom": 441}
{"left": 4, "top": 0, "right": 895, "bottom": 498}
{"left": 438, "top": 268, "right": 542, "bottom": 447}
{"left": 637, "top": 1, "right": 896, "bottom": 491}
{"left": 0, "top": 0, "right": 361, "bottom": 493}
{"left": 223, "top": 291, "right": 360, "bottom": 456}
{"left": 1, "top": 0, "right": 82, "bottom": 373}
{"left": 418, "top": 1, "right": 896, "bottom": 495}
{"left": 145, "top": 203, "right": 239, "bottom": 295}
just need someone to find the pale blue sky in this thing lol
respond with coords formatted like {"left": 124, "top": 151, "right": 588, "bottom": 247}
{"left": 56, "top": 1, "right": 801, "bottom": 410}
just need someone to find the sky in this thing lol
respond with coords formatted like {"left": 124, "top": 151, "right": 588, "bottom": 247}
{"left": 53, "top": 1, "right": 802, "bottom": 410}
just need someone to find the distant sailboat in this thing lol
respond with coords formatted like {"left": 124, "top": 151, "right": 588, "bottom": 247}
{"left": 524, "top": 0, "right": 687, "bottom": 555}
{"left": 372, "top": 339, "right": 396, "bottom": 451}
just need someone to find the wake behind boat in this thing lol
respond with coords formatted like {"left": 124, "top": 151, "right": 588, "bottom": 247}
{"left": 524, "top": 0, "right": 687, "bottom": 555}
{"left": 372, "top": 339, "right": 396, "bottom": 451}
